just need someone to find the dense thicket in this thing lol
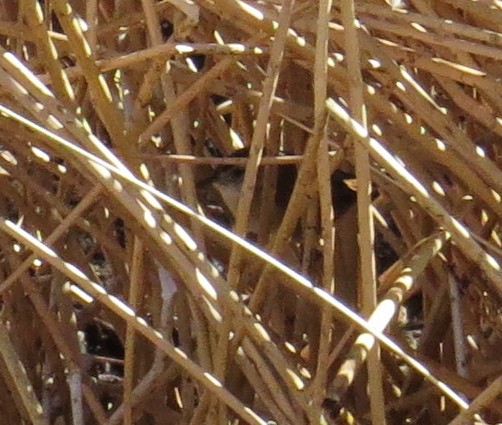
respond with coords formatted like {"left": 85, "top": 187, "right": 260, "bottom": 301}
{"left": 0, "top": 1, "right": 501, "bottom": 424}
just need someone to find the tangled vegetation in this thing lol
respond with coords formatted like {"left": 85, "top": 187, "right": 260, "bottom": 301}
{"left": 0, "top": 0, "right": 501, "bottom": 424}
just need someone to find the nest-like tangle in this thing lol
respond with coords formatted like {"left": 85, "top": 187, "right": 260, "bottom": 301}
{"left": 0, "top": 0, "right": 502, "bottom": 424}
